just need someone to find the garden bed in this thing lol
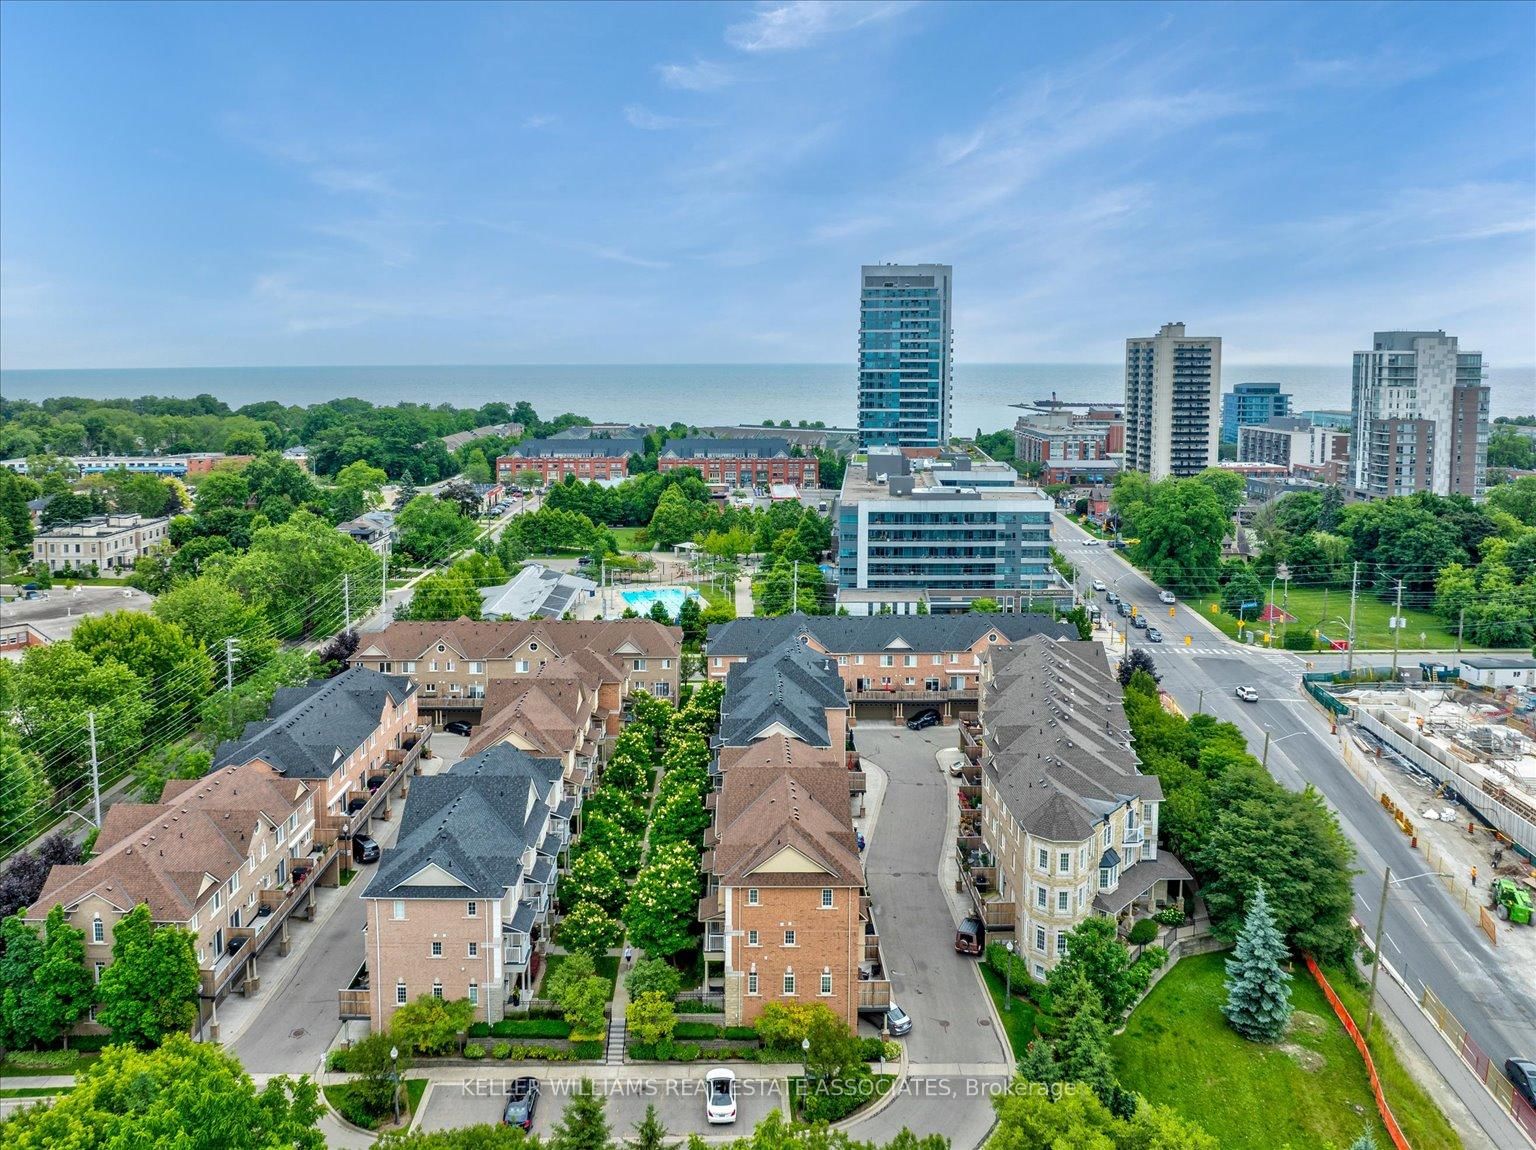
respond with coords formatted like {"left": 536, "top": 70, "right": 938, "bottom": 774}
{"left": 324, "top": 1077, "right": 427, "bottom": 1132}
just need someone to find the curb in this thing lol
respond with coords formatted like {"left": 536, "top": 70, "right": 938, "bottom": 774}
{"left": 834, "top": 1038, "right": 910, "bottom": 1133}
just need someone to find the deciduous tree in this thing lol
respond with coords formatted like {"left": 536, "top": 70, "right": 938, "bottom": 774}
{"left": 95, "top": 903, "right": 200, "bottom": 1047}
{"left": 390, "top": 994, "right": 475, "bottom": 1055}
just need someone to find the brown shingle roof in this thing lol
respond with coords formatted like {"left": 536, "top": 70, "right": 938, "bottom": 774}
{"left": 464, "top": 659, "right": 599, "bottom": 758}
{"left": 353, "top": 618, "right": 680, "bottom": 663}
{"left": 28, "top": 762, "right": 312, "bottom": 924}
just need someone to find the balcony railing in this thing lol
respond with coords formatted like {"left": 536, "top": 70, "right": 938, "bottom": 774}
{"left": 857, "top": 979, "right": 892, "bottom": 1010}
{"left": 703, "top": 932, "right": 725, "bottom": 955}
{"left": 846, "top": 687, "right": 977, "bottom": 702}
{"left": 338, "top": 962, "right": 370, "bottom": 1020}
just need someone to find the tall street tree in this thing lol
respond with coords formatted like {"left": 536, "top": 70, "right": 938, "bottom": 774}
{"left": 95, "top": 904, "right": 201, "bottom": 1048}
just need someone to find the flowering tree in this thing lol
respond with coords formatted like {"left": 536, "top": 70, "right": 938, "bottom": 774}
{"left": 623, "top": 842, "right": 700, "bottom": 957}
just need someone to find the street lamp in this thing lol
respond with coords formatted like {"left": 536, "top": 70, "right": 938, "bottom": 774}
{"left": 1364, "top": 868, "right": 1451, "bottom": 1039}
{"left": 1003, "top": 939, "right": 1016, "bottom": 1011}
{"left": 389, "top": 1045, "right": 401, "bottom": 1126}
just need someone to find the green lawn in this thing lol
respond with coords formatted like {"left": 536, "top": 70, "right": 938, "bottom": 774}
{"left": 979, "top": 964, "right": 1043, "bottom": 1062}
{"left": 0, "top": 1050, "right": 98, "bottom": 1076}
{"left": 1111, "top": 952, "right": 1458, "bottom": 1150}
{"left": 323, "top": 1077, "right": 427, "bottom": 1131}
{"left": 1190, "top": 585, "right": 1459, "bottom": 651}
{"left": 609, "top": 526, "right": 647, "bottom": 552}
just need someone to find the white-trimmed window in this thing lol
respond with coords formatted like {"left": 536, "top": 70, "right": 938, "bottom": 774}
{"left": 747, "top": 888, "right": 759, "bottom": 906}
{"left": 1058, "top": 851, "right": 1071, "bottom": 874}
{"left": 92, "top": 916, "right": 104, "bottom": 944}
{"left": 783, "top": 970, "right": 796, "bottom": 996}
{"left": 1037, "top": 848, "right": 1049, "bottom": 870}
{"left": 431, "top": 941, "right": 443, "bottom": 958}
{"left": 466, "top": 901, "right": 478, "bottom": 917}
{"left": 783, "top": 929, "right": 796, "bottom": 947}
{"left": 747, "top": 930, "right": 759, "bottom": 946}
{"left": 94, "top": 961, "right": 105, "bottom": 983}
{"left": 1056, "top": 934, "right": 1069, "bottom": 957}
{"left": 468, "top": 942, "right": 478, "bottom": 958}
{"left": 432, "top": 981, "right": 444, "bottom": 1000}
{"left": 1057, "top": 890, "right": 1069, "bottom": 912}
{"left": 468, "top": 982, "right": 479, "bottom": 1005}
{"left": 747, "top": 971, "right": 759, "bottom": 995}
{"left": 1035, "top": 886, "right": 1047, "bottom": 910}
{"left": 396, "top": 981, "right": 408, "bottom": 1005}
{"left": 820, "top": 970, "right": 833, "bottom": 996}
{"left": 393, "top": 900, "right": 406, "bottom": 920}
{"left": 820, "top": 888, "right": 834, "bottom": 908}
{"left": 1035, "top": 926, "right": 1047, "bottom": 952}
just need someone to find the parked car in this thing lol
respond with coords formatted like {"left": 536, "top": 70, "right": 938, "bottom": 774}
{"left": 1132, "top": 614, "right": 1148, "bottom": 629}
{"left": 936, "top": 748, "right": 968, "bottom": 777}
{"left": 1145, "top": 628, "right": 1163, "bottom": 643}
{"left": 1506, "top": 1059, "right": 1536, "bottom": 1109}
{"left": 705, "top": 1068, "right": 738, "bottom": 1124}
{"left": 352, "top": 834, "right": 380, "bottom": 864}
{"left": 576, "top": 555, "right": 594, "bottom": 568}
{"left": 1158, "top": 590, "right": 1176, "bottom": 604}
{"left": 1091, "top": 579, "right": 1106, "bottom": 592}
{"left": 955, "top": 914, "right": 985, "bottom": 955}
{"left": 883, "top": 1003, "right": 913, "bottom": 1036}
{"left": 443, "top": 720, "right": 474, "bottom": 737}
{"left": 1105, "top": 591, "right": 1119, "bottom": 604}
{"left": 1235, "top": 685, "right": 1260, "bottom": 703}
{"left": 502, "top": 1077, "right": 540, "bottom": 1130}
{"left": 906, "top": 709, "right": 941, "bottom": 731}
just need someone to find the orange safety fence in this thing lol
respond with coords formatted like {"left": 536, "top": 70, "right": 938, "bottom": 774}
{"left": 1303, "top": 955, "right": 1413, "bottom": 1150}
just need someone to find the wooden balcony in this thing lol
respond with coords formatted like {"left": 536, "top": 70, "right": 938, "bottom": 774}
{"left": 338, "top": 963, "right": 370, "bottom": 1020}
{"left": 847, "top": 687, "right": 977, "bottom": 703}
{"left": 857, "top": 979, "right": 892, "bottom": 1010}
{"left": 847, "top": 770, "right": 867, "bottom": 794}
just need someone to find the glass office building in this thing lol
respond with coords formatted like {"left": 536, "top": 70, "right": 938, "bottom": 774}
{"left": 857, "top": 264, "right": 952, "bottom": 449}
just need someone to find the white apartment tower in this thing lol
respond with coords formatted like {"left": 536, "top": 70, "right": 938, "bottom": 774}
{"left": 1349, "top": 330, "right": 1489, "bottom": 498}
{"left": 857, "top": 264, "right": 953, "bottom": 450}
{"left": 1124, "top": 323, "right": 1222, "bottom": 480}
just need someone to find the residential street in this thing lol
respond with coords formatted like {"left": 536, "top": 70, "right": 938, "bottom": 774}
{"left": 1053, "top": 514, "right": 1536, "bottom": 1081}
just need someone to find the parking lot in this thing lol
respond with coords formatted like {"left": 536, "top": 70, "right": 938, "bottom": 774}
{"left": 415, "top": 1071, "right": 788, "bottom": 1137}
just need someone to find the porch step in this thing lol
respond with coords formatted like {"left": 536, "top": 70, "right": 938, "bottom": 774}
{"left": 604, "top": 1019, "right": 626, "bottom": 1065}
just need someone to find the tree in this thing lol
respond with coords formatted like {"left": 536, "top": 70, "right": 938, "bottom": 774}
{"left": 31, "top": 905, "right": 96, "bottom": 1048}
{"left": 970, "top": 598, "right": 1001, "bottom": 613}
{"left": 624, "top": 957, "right": 682, "bottom": 1002}
{"left": 625, "top": 990, "right": 677, "bottom": 1046}
{"left": 627, "top": 1104, "right": 668, "bottom": 1150}
{"left": 222, "top": 428, "right": 269, "bottom": 455}
{"left": 331, "top": 460, "right": 390, "bottom": 522}
{"left": 0, "top": 911, "right": 47, "bottom": 1050}
{"left": 646, "top": 486, "right": 711, "bottom": 551}
{"left": 1220, "top": 563, "right": 1264, "bottom": 619}
{"left": 547, "top": 1078, "right": 613, "bottom": 1150}
{"left": 71, "top": 611, "right": 215, "bottom": 727}
{"left": 390, "top": 993, "right": 475, "bottom": 1055}
{"left": 545, "top": 954, "right": 610, "bottom": 1039}
{"left": 14, "top": 643, "right": 152, "bottom": 793}
{"left": 132, "top": 741, "right": 213, "bottom": 802}
{"left": 1045, "top": 917, "right": 1163, "bottom": 1025}
{"left": 1115, "top": 648, "right": 1160, "bottom": 688}
{"left": 1047, "top": 969, "right": 1120, "bottom": 1111}
{"left": 401, "top": 570, "right": 484, "bottom": 621}
{"left": 559, "top": 901, "right": 624, "bottom": 961}
{"left": 220, "top": 510, "right": 381, "bottom": 639}
{"left": 95, "top": 904, "right": 200, "bottom": 1047}
{"left": 1221, "top": 883, "right": 1294, "bottom": 1043}
{"left": 346, "top": 1031, "right": 415, "bottom": 1121}
{"left": 397, "top": 493, "right": 477, "bottom": 563}
{"left": 0, "top": 1034, "right": 324, "bottom": 1149}
{"left": 0, "top": 833, "right": 82, "bottom": 921}
{"left": 1133, "top": 479, "right": 1228, "bottom": 594}
{"left": 1193, "top": 467, "right": 1246, "bottom": 519}
{"left": 566, "top": 850, "right": 628, "bottom": 917}
{"left": 987, "top": 1084, "right": 1217, "bottom": 1150}
{"left": 462, "top": 448, "right": 494, "bottom": 485}
{"left": 0, "top": 731, "right": 48, "bottom": 855}
{"left": 623, "top": 842, "right": 700, "bottom": 958}
{"left": 1347, "top": 1131, "right": 1379, "bottom": 1150}
{"left": 1126, "top": 918, "right": 1160, "bottom": 955}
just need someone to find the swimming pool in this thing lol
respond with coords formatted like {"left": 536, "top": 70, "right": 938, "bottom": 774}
{"left": 617, "top": 586, "right": 705, "bottom": 618}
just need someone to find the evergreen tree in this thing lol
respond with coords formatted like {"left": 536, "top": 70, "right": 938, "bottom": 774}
{"left": 1050, "top": 969, "right": 1119, "bottom": 1106}
{"left": 627, "top": 1104, "right": 667, "bottom": 1150}
{"left": 1014, "top": 1038, "right": 1061, "bottom": 1087}
{"left": 548, "top": 1078, "right": 613, "bottom": 1150}
{"left": 1222, "top": 883, "right": 1294, "bottom": 1042}
{"left": 1347, "top": 1130, "right": 1378, "bottom": 1150}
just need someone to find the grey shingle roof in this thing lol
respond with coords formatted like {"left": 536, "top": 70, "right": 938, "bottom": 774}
{"left": 981, "top": 637, "right": 1160, "bottom": 844}
{"left": 661, "top": 437, "right": 792, "bottom": 459}
{"left": 507, "top": 438, "right": 644, "bottom": 459}
{"left": 705, "top": 613, "right": 1076, "bottom": 658}
{"left": 362, "top": 746, "right": 562, "bottom": 901}
{"left": 717, "top": 641, "right": 848, "bottom": 748}
{"left": 213, "top": 667, "right": 415, "bottom": 781}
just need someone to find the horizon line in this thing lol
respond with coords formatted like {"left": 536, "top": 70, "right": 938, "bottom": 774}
{"left": 9, "top": 359, "right": 1532, "bottom": 373}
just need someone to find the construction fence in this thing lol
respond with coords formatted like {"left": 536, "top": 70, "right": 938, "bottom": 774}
{"left": 1420, "top": 986, "right": 1536, "bottom": 1142}
{"left": 1304, "top": 956, "right": 1412, "bottom": 1150}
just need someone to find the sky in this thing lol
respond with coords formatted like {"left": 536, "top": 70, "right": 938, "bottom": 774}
{"left": 1, "top": 0, "right": 1533, "bottom": 370}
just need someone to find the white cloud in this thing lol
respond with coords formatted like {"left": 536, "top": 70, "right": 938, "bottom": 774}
{"left": 522, "top": 113, "right": 560, "bottom": 130}
{"left": 310, "top": 167, "right": 396, "bottom": 197}
{"left": 657, "top": 59, "right": 735, "bottom": 91}
{"left": 624, "top": 104, "right": 693, "bottom": 131}
{"left": 724, "top": 1, "right": 912, "bottom": 54}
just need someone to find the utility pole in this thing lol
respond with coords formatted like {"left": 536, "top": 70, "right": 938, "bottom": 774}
{"left": 224, "top": 638, "right": 241, "bottom": 732}
{"left": 1457, "top": 607, "right": 1465, "bottom": 653}
{"left": 1261, "top": 730, "right": 1271, "bottom": 770}
{"left": 343, "top": 573, "right": 352, "bottom": 633}
{"left": 1345, "top": 561, "right": 1359, "bottom": 679}
{"left": 1365, "top": 865, "right": 1391, "bottom": 1040}
{"left": 1390, "top": 578, "right": 1404, "bottom": 679}
{"left": 87, "top": 711, "right": 101, "bottom": 829}
{"left": 792, "top": 560, "right": 799, "bottom": 612}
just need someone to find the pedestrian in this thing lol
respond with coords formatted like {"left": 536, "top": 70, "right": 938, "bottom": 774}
{"left": 623, "top": 944, "right": 633, "bottom": 967}
{"left": 1471, "top": 866, "right": 1477, "bottom": 888}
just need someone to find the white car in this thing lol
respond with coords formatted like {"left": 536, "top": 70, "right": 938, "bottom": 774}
{"left": 1091, "top": 579, "right": 1106, "bottom": 592}
{"left": 1235, "top": 685, "right": 1260, "bottom": 703}
{"left": 705, "top": 1068, "right": 737, "bottom": 1124}
{"left": 936, "top": 748, "right": 968, "bottom": 777}
{"left": 1158, "top": 590, "right": 1176, "bottom": 604}
{"left": 1081, "top": 538, "right": 1099, "bottom": 547}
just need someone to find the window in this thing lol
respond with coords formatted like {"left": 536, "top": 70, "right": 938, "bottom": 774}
{"left": 445, "top": 661, "right": 455, "bottom": 672}
{"left": 661, "top": 659, "right": 671, "bottom": 670}
{"left": 838, "top": 655, "right": 848, "bottom": 665}
{"left": 227, "top": 872, "right": 240, "bottom": 896}
{"left": 466, "top": 901, "right": 477, "bottom": 917}
{"left": 747, "top": 929, "right": 759, "bottom": 947}
{"left": 467, "top": 942, "right": 478, "bottom": 958}
{"left": 1035, "top": 926, "right": 1047, "bottom": 952}
{"left": 784, "top": 929, "right": 797, "bottom": 946}
{"left": 713, "top": 657, "right": 722, "bottom": 668}
{"left": 634, "top": 659, "right": 647, "bottom": 671}
{"left": 783, "top": 971, "right": 796, "bottom": 996}
{"left": 94, "top": 961, "right": 105, "bottom": 983}
{"left": 1034, "top": 963, "right": 1046, "bottom": 979}
{"left": 396, "top": 982, "right": 408, "bottom": 1005}
{"left": 392, "top": 900, "right": 406, "bottom": 921}
{"left": 880, "top": 655, "right": 893, "bottom": 667}
{"left": 515, "top": 659, "right": 530, "bottom": 673}
{"left": 820, "top": 888, "right": 834, "bottom": 909}
{"left": 1035, "top": 886, "right": 1047, "bottom": 910}
{"left": 430, "top": 660, "right": 439, "bottom": 673}
{"left": 212, "top": 890, "right": 223, "bottom": 912}
{"left": 854, "top": 655, "right": 864, "bottom": 665}
{"left": 431, "top": 941, "right": 443, "bottom": 958}
{"left": 92, "top": 916, "right": 104, "bottom": 944}
{"left": 1099, "top": 867, "right": 1111, "bottom": 890}
{"left": 821, "top": 971, "right": 833, "bottom": 995}
{"left": 1056, "top": 934, "right": 1069, "bottom": 957}
{"left": 1037, "top": 848, "right": 1049, "bottom": 870}
{"left": 1056, "top": 890, "right": 1069, "bottom": 912}
{"left": 1058, "top": 852, "right": 1071, "bottom": 874}
{"left": 748, "top": 971, "right": 759, "bottom": 995}
{"left": 468, "top": 982, "right": 479, "bottom": 1006}
{"left": 904, "top": 655, "right": 916, "bottom": 667}
{"left": 747, "top": 888, "right": 759, "bottom": 906}
{"left": 432, "top": 981, "right": 444, "bottom": 1000}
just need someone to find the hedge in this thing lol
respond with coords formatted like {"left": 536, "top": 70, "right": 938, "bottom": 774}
{"left": 490, "top": 1018, "right": 572, "bottom": 1039}
{"left": 629, "top": 1041, "right": 704, "bottom": 1062}
{"left": 672, "top": 1022, "right": 760, "bottom": 1041}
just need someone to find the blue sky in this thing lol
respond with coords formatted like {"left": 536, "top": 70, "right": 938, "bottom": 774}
{"left": 1, "top": 0, "right": 1532, "bottom": 369}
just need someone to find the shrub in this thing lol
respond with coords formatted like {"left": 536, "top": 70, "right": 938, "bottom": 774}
{"left": 673, "top": 1022, "right": 723, "bottom": 1040}
{"left": 1127, "top": 919, "right": 1160, "bottom": 947}
{"left": 858, "top": 1037, "right": 886, "bottom": 1061}
{"left": 985, "top": 941, "right": 1031, "bottom": 992}
{"left": 629, "top": 1041, "right": 702, "bottom": 1062}
{"left": 882, "top": 1040, "right": 902, "bottom": 1062}
{"left": 326, "top": 1049, "right": 353, "bottom": 1072}
{"left": 724, "top": 1026, "right": 759, "bottom": 1041}
{"left": 331, "top": 1085, "right": 380, "bottom": 1130}
{"left": 492, "top": 1043, "right": 513, "bottom": 1060}
{"left": 464, "top": 1042, "right": 486, "bottom": 1060}
{"left": 1153, "top": 907, "right": 1187, "bottom": 927}
{"left": 756, "top": 1002, "right": 846, "bottom": 1051}
{"left": 1281, "top": 628, "right": 1318, "bottom": 651}
{"left": 570, "top": 1041, "right": 604, "bottom": 1060}
{"left": 489, "top": 1017, "right": 572, "bottom": 1039}
{"left": 799, "top": 1068, "right": 878, "bottom": 1123}
{"left": 625, "top": 991, "right": 677, "bottom": 1046}
{"left": 467, "top": 1022, "right": 492, "bottom": 1039}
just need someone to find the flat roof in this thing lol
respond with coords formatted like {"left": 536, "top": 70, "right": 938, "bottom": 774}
{"left": 1460, "top": 655, "right": 1536, "bottom": 671}
{"left": 839, "top": 461, "right": 1050, "bottom": 503}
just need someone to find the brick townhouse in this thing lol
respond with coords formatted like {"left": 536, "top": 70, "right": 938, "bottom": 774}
{"left": 213, "top": 666, "right": 427, "bottom": 845}
{"left": 349, "top": 619, "right": 682, "bottom": 731}
{"left": 356, "top": 746, "right": 568, "bottom": 1029}
{"left": 655, "top": 437, "right": 819, "bottom": 489}
{"left": 495, "top": 438, "right": 645, "bottom": 486}
{"left": 31, "top": 513, "right": 170, "bottom": 573}
{"left": 461, "top": 656, "right": 609, "bottom": 792}
{"left": 705, "top": 614, "right": 1075, "bottom": 723}
{"left": 715, "top": 639, "right": 851, "bottom": 754}
{"left": 968, "top": 638, "right": 1191, "bottom": 982}
{"left": 27, "top": 761, "right": 322, "bottom": 1036}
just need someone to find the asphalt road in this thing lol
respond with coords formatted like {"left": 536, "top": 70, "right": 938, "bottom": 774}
{"left": 1055, "top": 514, "right": 1536, "bottom": 1071}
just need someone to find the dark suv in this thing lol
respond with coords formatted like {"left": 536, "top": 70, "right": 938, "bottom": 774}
{"left": 906, "top": 710, "right": 941, "bottom": 731}
{"left": 955, "top": 914, "right": 985, "bottom": 955}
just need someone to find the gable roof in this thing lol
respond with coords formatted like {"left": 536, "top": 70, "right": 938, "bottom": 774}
{"left": 981, "top": 637, "right": 1160, "bottom": 844}
{"left": 480, "top": 564, "right": 598, "bottom": 621}
{"left": 352, "top": 618, "right": 680, "bottom": 664}
{"left": 717, "top": 641, "right": 848, "bottom": 749}
{"left": 463, "top": 660, "right": 600, "bottom": 758}
{"left": 363, "top": 746, "right": 562, "bottom": 901}
{"left": 506, "top": 438, "right": 645, "bottom": 459}
{"left": 660, "top": 436, "right": 793, "bottom": 460}
{"left": 705, "top": 613, "right": 1076, "bottom": 658}
{"left": 711, "top": 749, "right": 862, "bottom": 888}
{"left": 212, "top": 666, "right": 415, "bottom": 780}
{"left": 30, "top": 761, "right": 312, "bottom": 924}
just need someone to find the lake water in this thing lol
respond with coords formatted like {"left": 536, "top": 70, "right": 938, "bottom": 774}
{"left": 2, "top": 362, "right": 1531, "bottom": 428}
